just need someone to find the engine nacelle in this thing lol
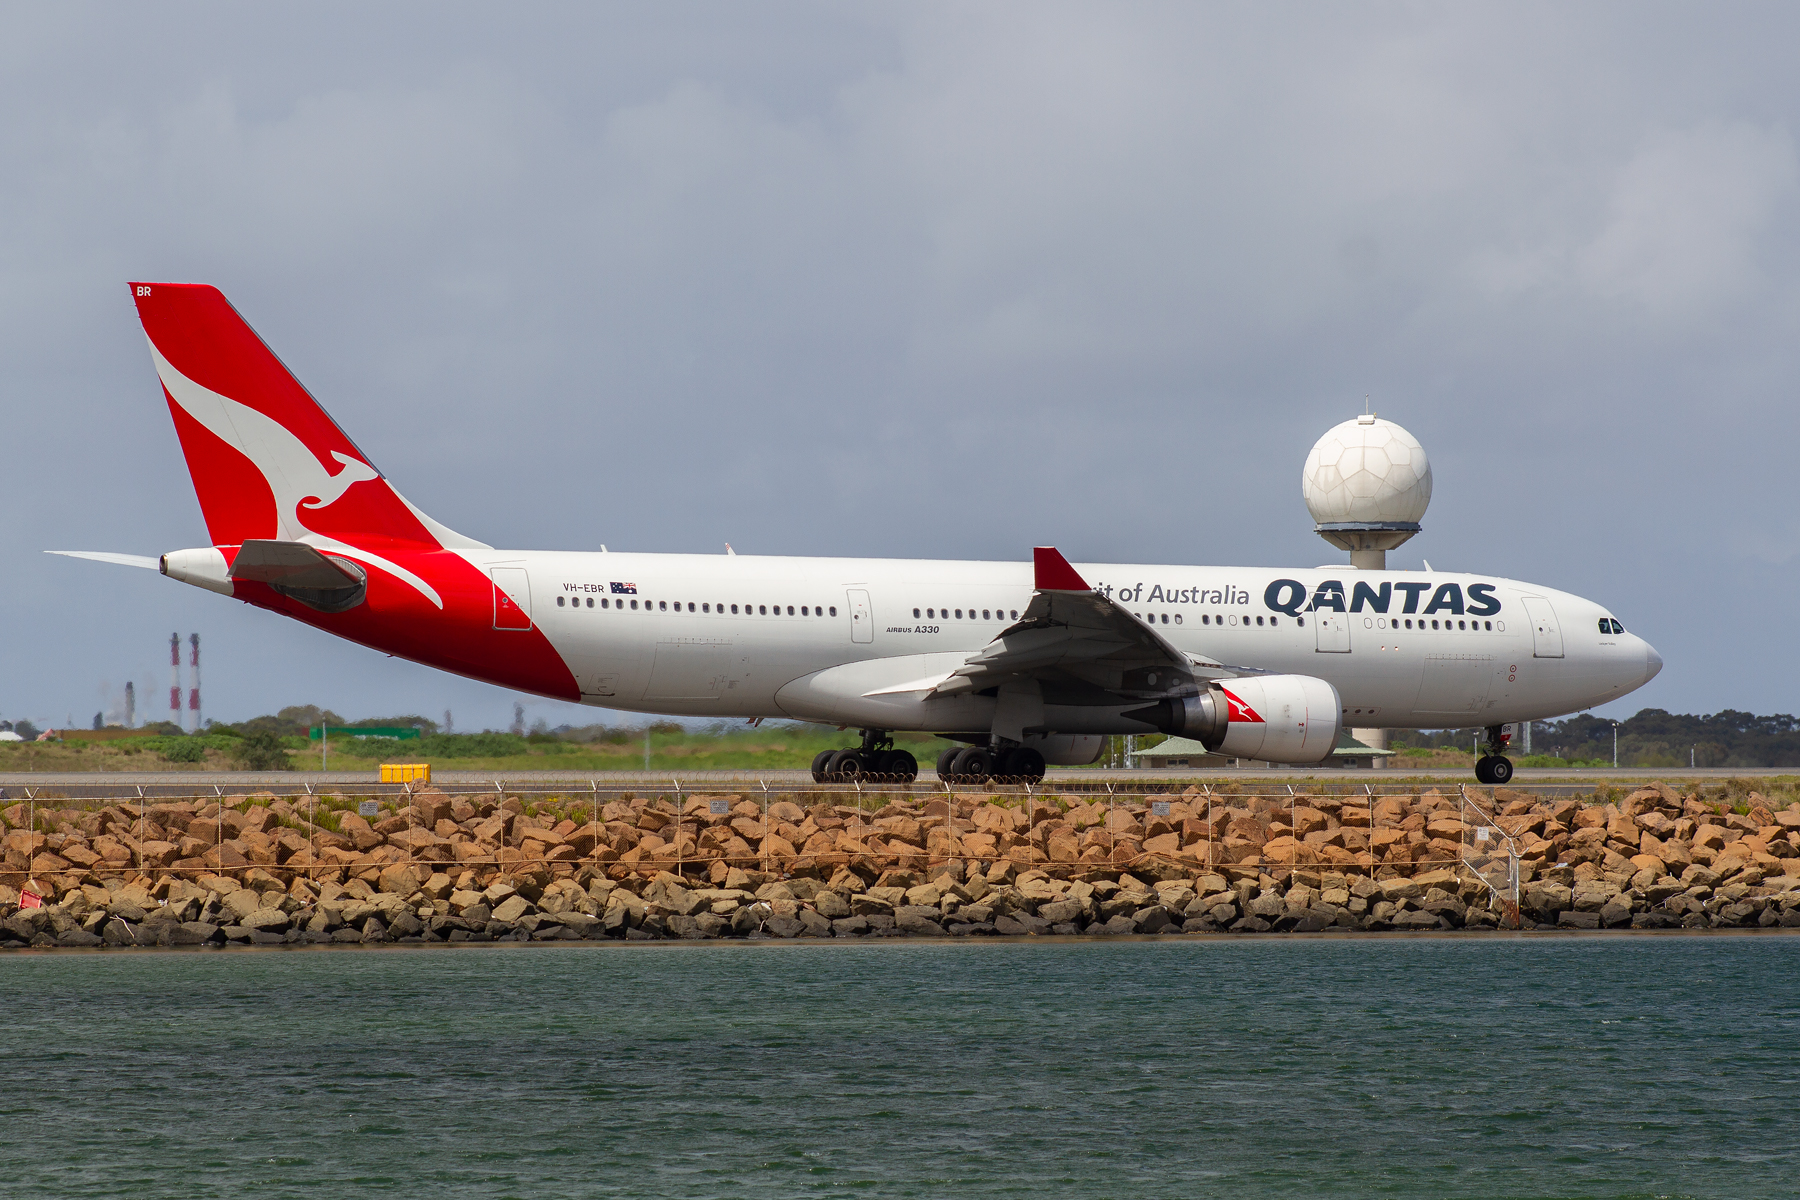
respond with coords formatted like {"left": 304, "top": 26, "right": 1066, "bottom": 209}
{"left": 1124, "top": 674, "right": 1342, "bottom": 764}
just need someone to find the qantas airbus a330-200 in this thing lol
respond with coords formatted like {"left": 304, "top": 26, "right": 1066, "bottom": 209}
{"left": 53, "top": 283, "right": 1662, "bottom": 785}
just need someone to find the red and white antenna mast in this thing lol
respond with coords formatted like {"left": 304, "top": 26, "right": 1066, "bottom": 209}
{"left": 169, "top": 632, "right": 182, "bottom": 731}
{"left": 188, "top": 633, "right": 202, "bottom": 731}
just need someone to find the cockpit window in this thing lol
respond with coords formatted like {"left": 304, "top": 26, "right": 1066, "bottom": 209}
{"left": 1599, "top": 617, "right": 1625, "bottom": 635}
{"left": 1612, "top": 618, "right": 1625, "bottom": 634}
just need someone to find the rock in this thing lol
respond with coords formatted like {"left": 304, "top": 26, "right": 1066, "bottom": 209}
{"left": 1390, "top": 910, "right": 1442, "bottom": 930}
{"left": 1247, "top": 892, "right": 1284, "bottom": 919}
{"left": 851, "top": 894, "right": 894, "bottom": 916}
{"left": 169, "top": 921, "right": 219, "bottom": 945}
{"left": 1133, "top": 906, "right": 1173, "bottom": 934}
{"left": 895, "top": 908, "right": 946, "bottom": 936}
{"left": 1037, "top": 899, "right": 1085, "bottom": 924}
{"left": 242, "top": 908, "right": 290, "bottom": 933}
{"left": 831, "top": 916, "right": 870, "bottom": 936}
{"left": 1598, "top": 899, "right": 1633, "bottom": 927}
{"left": 1680, "top": 864, "right": 1721, "bottom": 889}
{"left": 56, "top": 927, "right": 104, "bottom": 947}
{"left": 797, "top": 909, "right": 832, "bottom": 936}
{"left": 491, "top": 895, "right": 533, "bottom": 923}
{"left": 1557, "top": 910, "right": 1602, "bottom": 929}
{"left": 766, "top": 916, "right": 805, "bottom": 938}
{"left": 1379, "top": 878, "right": 1423, "bottom": 902}
{"left": 814, "top": 890, "right": 851, "bottom": 919}
{"left": 361, "top": 918, "right": 389, "bottom": 943}
{"left": 995, "top": 913, "right": 1050, "bottom": 935}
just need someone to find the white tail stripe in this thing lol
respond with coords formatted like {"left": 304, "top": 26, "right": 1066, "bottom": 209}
{"left": 148, "top": 339, "right": 381, "bottom": 540}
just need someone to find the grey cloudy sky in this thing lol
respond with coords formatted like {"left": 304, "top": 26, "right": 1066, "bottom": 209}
{"left": 3, "top": 2, "right": 1795, "bottom": 732}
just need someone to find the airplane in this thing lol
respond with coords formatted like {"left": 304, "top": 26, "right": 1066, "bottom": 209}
{"left": 51, "top": 282, "right": 1663, "bottom": 787}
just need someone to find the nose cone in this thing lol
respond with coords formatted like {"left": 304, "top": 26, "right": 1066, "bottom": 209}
{"left": 1643, "top": 641, "right": 1663, "bottom": 685}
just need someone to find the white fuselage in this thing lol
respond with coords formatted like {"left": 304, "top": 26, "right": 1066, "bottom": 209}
{"left": 474, "top": 551, "right": 1660, "bottom": 730}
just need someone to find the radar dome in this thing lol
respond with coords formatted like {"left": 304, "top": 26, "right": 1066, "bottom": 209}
{"left": 1302, "top": 415, "right": 1432, "bottom": 526}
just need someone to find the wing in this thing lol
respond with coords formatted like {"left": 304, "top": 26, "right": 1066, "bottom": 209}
{"left": 928, "top": 547, "right": 1241, "bottom": 707}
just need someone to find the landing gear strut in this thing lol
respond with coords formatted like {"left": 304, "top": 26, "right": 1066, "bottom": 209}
{"left": 811, "top": 729, "right": 918, "bottom": 784}
{"left": 936, "top": 743, "right": 1046, "bottom": 786}
{"left": 1474, "top": 725, "right": 1514, "bottom": 785}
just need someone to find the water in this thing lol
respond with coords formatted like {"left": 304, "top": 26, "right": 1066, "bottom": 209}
{"left": 2, "top": 935, "right": 1796, "bottom": 1199}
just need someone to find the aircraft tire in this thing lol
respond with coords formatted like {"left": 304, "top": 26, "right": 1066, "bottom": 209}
{"left": 1013, "top": 747, "right": 1046, "bottom": 784}
{"left": 936, "top": 747, "right": 961, "bottom": 781}
{"left": 886, "top": 749, "right": 918, "bottom": 783}
{"left": 951, "top": 747, "right": 992, "bottom": 783}
{"left": 1488, "top": 756, "right": 1514, "bottom": 784}
{"left": 811, "top": 750, "right": 834, "bottom": 784}
{"left": 827, "top": 749, "right": 865, "bottom": 782}
{"left": 1473, "top": 755, "right": 1496, "bottom": 784}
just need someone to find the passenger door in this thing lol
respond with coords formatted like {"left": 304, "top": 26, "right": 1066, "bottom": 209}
{"left": 491, "top": 568, "right": 532, "bottom": 630}
{"left": 847, "top": 589, "right": 873, "bottom": 644}
{"left": 1521, "top": 596, "right": 1564, "bottom": 658}
{"left": 1313, "top": 611, "right": 1350, "bottom": 652}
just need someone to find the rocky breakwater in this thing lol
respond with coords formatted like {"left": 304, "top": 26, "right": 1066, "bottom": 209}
{"left": 1, "top": 782, "right": 1798, "bottom": 947}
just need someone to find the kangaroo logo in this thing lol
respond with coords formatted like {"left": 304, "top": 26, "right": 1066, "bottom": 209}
{"left": 1221, "top": 687, "right": 1265, "bottom": 724}
{"left": 148, "top": 340, "right": 443, "bottom": 609}
{"left": 150, "top": 341, "right": 379, "bottom": 538}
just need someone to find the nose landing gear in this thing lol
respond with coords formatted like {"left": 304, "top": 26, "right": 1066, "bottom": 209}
{"left": 810, "top": 729, "right": 919, "bottom": 783}
{"left": 1474, "top": 725, "right": 1515, "bottom": 784}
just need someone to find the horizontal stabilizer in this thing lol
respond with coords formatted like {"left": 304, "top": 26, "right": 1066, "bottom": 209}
{"left": 229, "top": 539, "right": 362, "bottom": 589}
{"left": 46, "top": 550, "right": 159, "bottom": 569}
{"left": 230, "top": 539, "right": 367, "bottom": 613}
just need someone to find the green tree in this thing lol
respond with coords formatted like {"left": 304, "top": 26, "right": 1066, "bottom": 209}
{"left": 232, "top": 730, "right": 292, "bottom": 770}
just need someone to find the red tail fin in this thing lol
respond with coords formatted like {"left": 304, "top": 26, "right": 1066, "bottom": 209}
{"left": 130, "top": 282, "right": 471, "bottom": 551}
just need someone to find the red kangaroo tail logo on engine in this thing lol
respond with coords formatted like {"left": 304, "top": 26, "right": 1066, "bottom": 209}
{"left": 1221, "top": 687, "right": 1265, "bottom": 723}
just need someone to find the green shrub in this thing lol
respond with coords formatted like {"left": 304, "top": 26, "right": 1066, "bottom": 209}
{"left": 161, "top": 740, "right": 208, "bottom": 763}
{"left": 231, "top": 730, "right": 292, "bottom": 771}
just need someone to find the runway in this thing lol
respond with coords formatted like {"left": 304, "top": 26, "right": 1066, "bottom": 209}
{"left": 1, "top": 764, "right": 1791, "bottom": 802}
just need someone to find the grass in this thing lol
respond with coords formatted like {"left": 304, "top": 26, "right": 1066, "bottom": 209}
{"left": 0, "top": 726, "right": 966, "bottom": 774}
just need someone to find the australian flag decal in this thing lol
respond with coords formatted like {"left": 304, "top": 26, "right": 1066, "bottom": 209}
{"left": 610, "top": 582, "right": 638, "bottom": 594}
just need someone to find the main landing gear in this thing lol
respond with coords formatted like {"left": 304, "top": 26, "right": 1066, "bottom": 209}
{"left": 811, "top": 729, "right": 918, "bottom": 784}
{"left": 1474, "top": 724, "right": 1515, "bottom": 785}
{"left": 935, "top": 744, "right": 1046, "bottom": 786}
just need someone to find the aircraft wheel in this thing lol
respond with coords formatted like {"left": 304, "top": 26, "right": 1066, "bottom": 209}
{"left": 811, "top": 750, "right": 834, "bottom": 784}
{"left": 828, "top": 749, "right": 865, "bottom": 782}
{"left": 1473, "top": 756, "right": 1495, "bottom": 784}
{"left": 1012, "top": 747, "right": 1046, "bottom": 785}
{"left": 1488, "top": 756, "right": 1514, "bottom": 784}
{"left": 886, "top": 749, "right": 918, "bottom": 783}
{"left": 950, "top": 747, "right": 993, "bottom": 783}
{"left": 936, "top": 747, "right": 961, "bottom": 781}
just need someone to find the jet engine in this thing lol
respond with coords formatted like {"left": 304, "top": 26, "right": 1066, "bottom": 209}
{"left": 1124, "top": 674, "right": 1342, "bottom": 764}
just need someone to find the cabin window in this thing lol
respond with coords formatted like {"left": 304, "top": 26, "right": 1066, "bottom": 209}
{"left": 1010, "top": 610, "right": 1018, "bottom": 619}
{"left": 927, "top": 608, "right": 935, "bottom": 619}
{"left": 802, "top": 606, "right": 809, "bottom": 616}
{"left": 1174, "top": 614, "right": 1182, "bottom": 624}
{"left": 1484, "top": 620, "right": 1492, "bottom": 630}
{"left": 786, "top": 606, "right": 793, "bottom": 615}
{"left": 1296, "top": 616, "right": 1305, "bottom": 627}
{"left": 1228, "top": 615, "right": 1237, "bottom": 626}
{"left": 556, "top": 596, "right": 565, "bottom": 607}
{"left": 955, "top": 609, "right": 963, "bottom": 619}
{"left": 913, "top": 608, "right": 920, "bottom": 618}
{"left": 730, "top": 604, "right": 738, "bottom": 614}
{"left": 830, "top": 606, "right": 838, "bottom": 616}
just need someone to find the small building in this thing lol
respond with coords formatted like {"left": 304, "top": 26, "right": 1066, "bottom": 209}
{"left": 1129, "top": 730, "right": 1397, "bottom": 769}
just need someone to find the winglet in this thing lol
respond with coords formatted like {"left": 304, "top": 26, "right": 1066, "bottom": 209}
{"left": 1033, "top": 546, "right": 1090, "bottom": 591}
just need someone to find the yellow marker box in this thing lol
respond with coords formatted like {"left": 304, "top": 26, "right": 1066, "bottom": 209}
{"left": 380, "top": 763, "right": 431, "bottom": 784}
